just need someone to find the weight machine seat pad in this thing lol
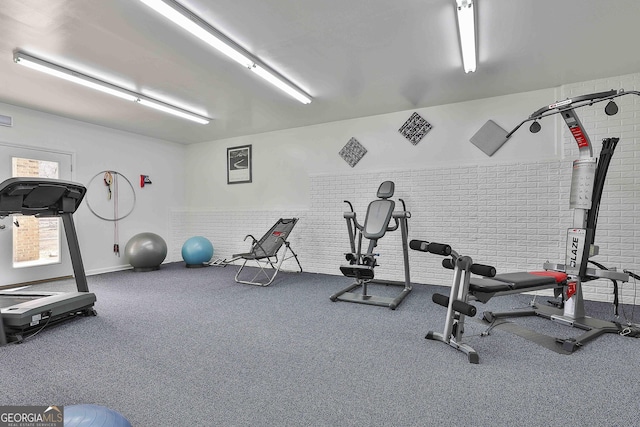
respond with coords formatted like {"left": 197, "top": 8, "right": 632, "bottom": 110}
{"left": 470, "top": 271, "right": 567, "bottom": 293}
{"left": 363, "top": 199, "right": 395, "bottom": 240}
{"left": 232, "top": 252, "right": 269, "bottom": 260}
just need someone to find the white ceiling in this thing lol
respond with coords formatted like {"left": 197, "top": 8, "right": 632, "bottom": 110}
{"left": 1, "top": 0, "right": 639, "bottom": 144}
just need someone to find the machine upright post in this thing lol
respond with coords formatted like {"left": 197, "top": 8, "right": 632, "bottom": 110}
{"left": 61, "top": 213, "right": 89, "bottom": 293}
{"left": 442, "top": 259, "right": 464, "bottom": 340}
{"left": 399, "top": 212, "right": 411, "bottom": 289}
{"left": 559, "top": 108, "right": 596, "bottom": 320}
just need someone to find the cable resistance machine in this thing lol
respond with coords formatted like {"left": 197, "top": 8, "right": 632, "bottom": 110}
{"left": 485, "top": 89, "right": 640, "bottom": 351}
{"left": 412, "top": 89, "right": 640, "bottom": 362}
{"left": 330, "top": 181, "right": 412, "bottom": 310}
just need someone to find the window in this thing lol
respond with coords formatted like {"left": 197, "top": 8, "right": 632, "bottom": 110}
{"left": 11, "top": 157, "right": 61, "bottom": 268}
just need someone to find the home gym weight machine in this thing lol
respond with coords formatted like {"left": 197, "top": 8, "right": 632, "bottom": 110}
{"left": 330, "top": 181, "right": 412, "bottom": 310}
{"left": 412, "top": 89, "right": 640, "bottom": 362}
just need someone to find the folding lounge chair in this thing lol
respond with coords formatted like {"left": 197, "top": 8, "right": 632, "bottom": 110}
{"left": 213, "top": 218, "right": 302, "bottom": 286}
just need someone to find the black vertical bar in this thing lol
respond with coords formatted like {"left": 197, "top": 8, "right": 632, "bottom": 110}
{"left": 0, "top": 312, "right": 7, "bottom": 346}
{"left": 61, "top": 212, "right": 89, "bottom": 293}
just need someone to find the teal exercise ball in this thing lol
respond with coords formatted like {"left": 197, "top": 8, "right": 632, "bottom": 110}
{"left": 64, "top": 404, "right": 131, "bottom": 427}
{"left": 124, "top": 232, "right": 167, "bottom": 272}
{"left": 182, "top": 236, "right": 214, "bottom": 267}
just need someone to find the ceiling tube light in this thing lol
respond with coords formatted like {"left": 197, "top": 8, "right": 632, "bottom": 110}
{"left": 251, "top": 64, "right": 312, "bottom": 104}
{"left": 137, "top": 98, "right": 210, "bottom": 124}
{"left": 13, "top": 51, "right": 211, "bottom": 124}
{"left": 139, "top": 0, "right": 312, "bottom": 104}
{"left": 138, "top": 0, "right": 253, "bottom": 68}
{"left": 455, "top": 0, "right": 477, "bottom": 73}
{"left": 14, "top": 51, "right": 138, "bottom": 102}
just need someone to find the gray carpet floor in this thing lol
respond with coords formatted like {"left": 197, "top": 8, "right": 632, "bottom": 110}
{"left": 1, "top": 263, "right": 638, "bottom": 426}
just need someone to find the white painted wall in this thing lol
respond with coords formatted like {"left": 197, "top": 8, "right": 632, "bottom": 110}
{"left": 0, "top": 102, "right": 186, "bottom": 276}
{"left": 180, "top": 75, "right": 640, "bottom": 306}
{"left": 184, "top": 87, "right": 560, "bottom": 210}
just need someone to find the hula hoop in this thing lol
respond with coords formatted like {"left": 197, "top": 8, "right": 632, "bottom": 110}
{"left": 86, "top": 170, "right": 136, "bottom": 221}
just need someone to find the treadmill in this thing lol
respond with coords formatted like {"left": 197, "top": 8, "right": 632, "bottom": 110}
{"left": 0, "top": 177, "right": 96, "bottom": 345}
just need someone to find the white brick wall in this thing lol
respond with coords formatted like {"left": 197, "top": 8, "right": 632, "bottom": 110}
{"left": 170, "top": 73, "right": 640, "bottom": 307}
{"left": 307, "top": 163, "right": 571, "bottom": 287}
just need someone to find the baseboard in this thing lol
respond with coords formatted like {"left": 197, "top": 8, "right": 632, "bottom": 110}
{"left": 86, "top": 265, "right": 133, "bottom": 276}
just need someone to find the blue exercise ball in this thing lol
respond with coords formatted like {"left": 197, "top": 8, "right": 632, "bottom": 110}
{"left": 182, "top": 236, "right": 214, "bottom": 267}
{"left": 124, "top": 232, "right": 167, "bottom": 272}
{"left": 64, "top": 404, "right": 131, "bottom": 427}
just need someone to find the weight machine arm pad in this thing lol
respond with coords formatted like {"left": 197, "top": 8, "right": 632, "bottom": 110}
{"left": 409, "top": 239, "right": 451, "bottom": 256}
{"left": 441, "top": 258, "right": 496, "bottom": 277}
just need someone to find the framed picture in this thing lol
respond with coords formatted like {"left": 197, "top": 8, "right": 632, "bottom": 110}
{"left": 227, "top": 144, "right": 252, "bottom": 184}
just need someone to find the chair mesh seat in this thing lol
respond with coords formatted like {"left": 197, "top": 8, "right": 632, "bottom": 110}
{"left": 213, "top": 218, "right": 302, "bottom": 286}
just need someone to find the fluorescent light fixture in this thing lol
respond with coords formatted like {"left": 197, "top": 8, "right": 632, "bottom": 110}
{"left": 14, "top": 52, "right": 138, "bottom": 102}
{"left": 250, "top": 64, "right": 312, "bottom": 104}
{"left": 455, "top": 0, "right": 477, "bottom": 73}
{"left": 13, "top": 51, "right": 211, "bottom": 124}
{"left": 138, "top": 0, "right": 252, "bottom": 68}
{"left": 137, "top": 98, "right": 209, "bottom": 124}
{"left": 139, "top": 0, "right": 312, "bottom": 104}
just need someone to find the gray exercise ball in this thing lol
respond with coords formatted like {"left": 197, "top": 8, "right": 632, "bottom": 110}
{"left": 124, "top": 232, "right": 167, "bottom": 272}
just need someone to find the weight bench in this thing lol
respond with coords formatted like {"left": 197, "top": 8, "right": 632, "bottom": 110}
{"left": 211, "top": 218, "right": 302, "bottom": 286}
{"left": 411, "top": 239, "right": 566, "bottom": 363}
